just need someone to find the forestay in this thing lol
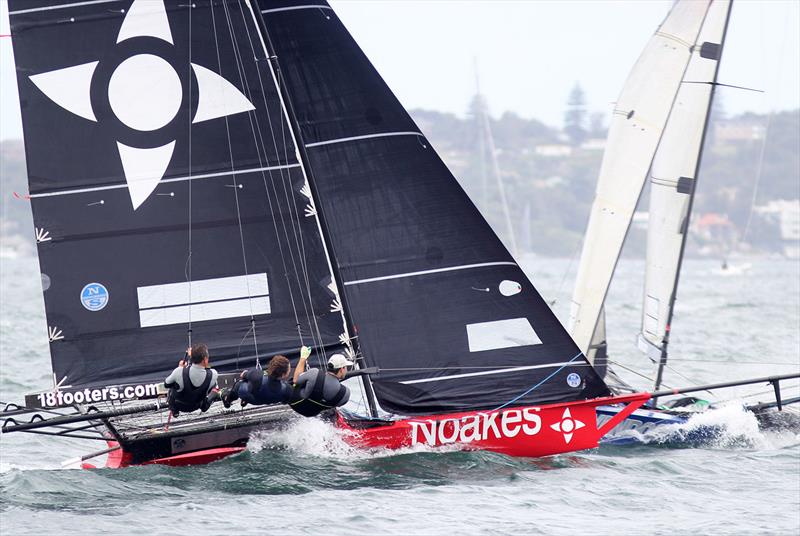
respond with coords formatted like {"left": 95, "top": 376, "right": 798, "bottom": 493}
{"left": 256, "top": 0, "right": 608, "bottom": 415}
{"left": 569, "top": 0, "right": 713, "bottom": 359}
{"left": 9, "top": 0, "right": 348, "bottom": 388}
{"left": 639, "top": 0, "right": 731, "bottom": 385}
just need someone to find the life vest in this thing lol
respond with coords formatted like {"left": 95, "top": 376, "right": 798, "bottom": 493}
{"left": 241, "top": 372, "right": 291, "bottom": 405}
{"left": 167, "top": 367, "right": 212, "bottom": 413}
{"left": 290, "top": 368, "right": 347, "bottom": 417}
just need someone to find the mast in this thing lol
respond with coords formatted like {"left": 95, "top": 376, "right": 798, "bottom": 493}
{"left": 653, "top": 2, "right": 734, "bottom": 395}
{"left": 248, "top": 3, "right": 378, "bottom": 417}
{"left": 474, "top": 70, "right": 518, "bottom": 257}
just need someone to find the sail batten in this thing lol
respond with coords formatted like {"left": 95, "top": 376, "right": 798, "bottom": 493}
{"left": 343, "top": 262, "right": 518, "bottom": 286}
{"left": 305, "top": 131, "right": 425, "bottom": 148}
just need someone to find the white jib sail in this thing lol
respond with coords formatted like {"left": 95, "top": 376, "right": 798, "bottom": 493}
{"left": 638, "top": 0, "right": 731, "bottom": 362}
{"left": 569, "top": 0, "right": 712, "bottom": 360}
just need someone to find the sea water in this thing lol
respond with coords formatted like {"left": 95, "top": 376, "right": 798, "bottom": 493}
{"left": 1, "top": 255, "right": 798, "bottom": 535}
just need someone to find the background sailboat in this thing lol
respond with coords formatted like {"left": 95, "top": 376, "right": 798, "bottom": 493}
{"left": 570, "top": 0, "right": 799, "bottom": 423}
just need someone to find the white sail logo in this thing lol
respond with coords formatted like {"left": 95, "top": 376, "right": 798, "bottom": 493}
{"left": 27, "top": 0, "right": 255, "bottom": 210}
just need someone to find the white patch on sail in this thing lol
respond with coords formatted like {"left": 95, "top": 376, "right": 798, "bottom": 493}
{"left": 499, "top": 280, "right": 522, "bottom": 296}
{"left": 117, "top": 141, "right": 176, "bottom": 210}
{"left": 108, "top": 54, "right": 182, "bottom": 132}
{"left": 191, "top": 63, "right": 255, "bottom": 124}
{"left": 29, "top": 61, "right": 99, "bottom": 122}
{"left": 139, "top": 298, "right": 270, "bottom": 328}
{"left": 466, "top": 318, "right": 542, "bottom": 352}
{"left": 117, "top": 0, "right": 173, "bottom": 45}
{"left": 137, "top": 274, "right": 270, "bottom": 328}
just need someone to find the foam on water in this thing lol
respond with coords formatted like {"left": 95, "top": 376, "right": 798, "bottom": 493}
{"left": 247, "top": 416, "right": 461, "bottom": 460}
{"left": 622, "top": 402, "right": 799, "bottom": 450}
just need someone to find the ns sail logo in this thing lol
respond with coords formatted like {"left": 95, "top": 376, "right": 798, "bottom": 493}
{"left": 81, "top": 283, "right": 109, "bottom": 312}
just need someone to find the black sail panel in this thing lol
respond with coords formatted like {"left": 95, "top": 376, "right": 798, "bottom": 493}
{"left": 10, "top": 0, "right": 344, "bottom": 387}
{"left": 257, "top": 0, "right": 609, "bottom": 414}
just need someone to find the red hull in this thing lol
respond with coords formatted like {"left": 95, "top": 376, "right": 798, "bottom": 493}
{"left": 338, "top": 393, "right": 650, "bottom": 458}
{"left": 83, "top": 393, "right": 650, "bottom": 468}
{"left": 83, "top": 441, "right": 246, "bottom": 469}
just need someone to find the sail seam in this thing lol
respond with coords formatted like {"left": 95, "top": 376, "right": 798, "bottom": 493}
{"left": 27, "top": 163, "right": 301, "bottom": 198}
{"left": 343, "top": 262, "right": 517, "bottom": 286}
{"left": 399, "top": 362, "right": 577, "bottom": 385}
{"left": 260, "top": 5, "right": 333, "bottom": 15}
{"left": 9, "top": 0, "right": 120, "bottom": 16}
{"left": 306, "top": 131, "right": 424, "bottom": 148}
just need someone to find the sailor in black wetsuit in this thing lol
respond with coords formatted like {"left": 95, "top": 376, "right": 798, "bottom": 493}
{"left": 221, "top": 352, "right": 300, "bottom": 409}
{"left": 289, "top": 352, "right": 352, "bottom": 418}
{"left": 164, "top": 343, "right": 219, "bottom": 417}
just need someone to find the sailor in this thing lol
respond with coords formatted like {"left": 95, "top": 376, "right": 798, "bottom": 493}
{"left": 289, "top": 352, "right": 352, "bottom": 417}
{"left": 221, "top": 349, "right": 309, "bottom": 409}
{"left": 164, "top": 343, "right": 219, "bottom": 417}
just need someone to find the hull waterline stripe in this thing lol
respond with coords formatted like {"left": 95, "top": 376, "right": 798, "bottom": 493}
{"left": 10, "top": 0, "right": 121, "bottom": 15}
{"left": 399, "top": 362, "right": 577, "bottom": 385}
{"left": 305, "top": 131, "right": 425, "bottom": 148}
{"left": 28, "top": 163, "right": 300, "bottom": 199}
{"left": 261, "top": 5, "right": 333, "bottom": 15}
{"left": 343, "top": 262, "right": 518, "bottom": 286}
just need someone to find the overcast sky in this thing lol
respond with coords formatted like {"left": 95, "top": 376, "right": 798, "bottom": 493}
{"left": 1, "top": 0, "right": 798, "bottom": 140}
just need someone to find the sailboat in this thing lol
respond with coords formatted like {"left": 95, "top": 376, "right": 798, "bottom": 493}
{"left": 1, "top": 0, "right": 794, "bottom": 467}
{"left": 570, "top": 0, "right": 798, "bottom": 434}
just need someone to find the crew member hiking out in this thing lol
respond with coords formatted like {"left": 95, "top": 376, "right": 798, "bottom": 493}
{"left": 290, "top": 352, "right": 352, "bottom": 418}
{"left": 221, "top": 349, "right": 307, "bottom": 409}
{"left": 164, "top": 343, "right": 219, "bottom": 417}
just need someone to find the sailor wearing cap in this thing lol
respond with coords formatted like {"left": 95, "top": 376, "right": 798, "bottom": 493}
{"left": 289, "top": 351, "right": 353, "bottom": 417}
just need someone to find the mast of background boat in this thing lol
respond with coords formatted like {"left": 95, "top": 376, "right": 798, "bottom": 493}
{"left": 568, "top": 1, "right": 713, "bottom": 365}
{"left": 248, "top": 4, "right": 379, "bottom": 418}
{"left": 652, "top": 1, "right": 734, "bottom": 397}
{"left": 474, "top": 61, "right": 518, "bottom": 256}
{"left": 474, "top": 59, "right": 489, "bottom": 212}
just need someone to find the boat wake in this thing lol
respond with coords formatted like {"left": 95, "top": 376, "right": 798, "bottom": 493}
{"left": 614, "top": 403, "right": 799, "bottom": 450}
{"left": 248, "top": 417, "right": 460, "bottom": 460}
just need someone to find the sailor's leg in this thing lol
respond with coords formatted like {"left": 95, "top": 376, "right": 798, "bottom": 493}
{"left": 221, "top": 380, "right": 242, "bottom": 408}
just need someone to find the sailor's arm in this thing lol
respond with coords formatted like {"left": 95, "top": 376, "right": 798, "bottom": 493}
{"left": 164, "top": 365, "right": 182, "bottom": 388}
{"left": 292, "top": 346, "right": 311, "bottom": 384}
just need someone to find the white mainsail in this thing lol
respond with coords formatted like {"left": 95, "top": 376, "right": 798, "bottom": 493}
{"left": 569, "top": 0, "right": 713, "bottom": 359}
{"left": 640, "top": 0, "right": 732, "bottom": 389}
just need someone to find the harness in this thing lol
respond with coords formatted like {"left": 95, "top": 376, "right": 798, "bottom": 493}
{"left": 167, "top": 367, "right": 212, "bottom": 413}
{"left": 290, "top": 368, "right": 347, "bottom": 417}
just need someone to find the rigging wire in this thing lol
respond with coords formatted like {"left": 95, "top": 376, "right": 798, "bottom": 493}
{"left": 210, "top": 0, "right": 260, "bottom": 366}
{"left": 186, "top": 1, "right": 193, "bottom": 349}
{"left": 737, "top": 6, "right": 790, "bottom": 250}
{"left": 606, "top": 359, "right": 669, "bottom": 389}
{"left": 231, "top": 1, "right": 326, "bottom": 363}
{"left": 251, "top": 4, "right": 372, "bottom": 412}
{"left": 241, "top": 2, "right": 350, "bottom": 370}
{"left": 492, "top": 353, "right": 583, "bottom": 411}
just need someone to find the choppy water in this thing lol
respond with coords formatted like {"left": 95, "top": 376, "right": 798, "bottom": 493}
{"left": 1, "top": 255, "right": 799, "bottom": 535}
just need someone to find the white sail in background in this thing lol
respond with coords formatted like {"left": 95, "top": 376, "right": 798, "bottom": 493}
{"left": 639, "top": 0, "right": 732, "bottom": 374}
{"left": 569, "top": 0, "right": 713, "bottom": 359}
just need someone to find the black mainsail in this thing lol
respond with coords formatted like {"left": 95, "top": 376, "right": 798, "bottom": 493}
{"left": 255, "top": 0, "right": 608, "bottom": 415}
{"left": 9, "top": 0, "right": 349, "bottom": 389}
